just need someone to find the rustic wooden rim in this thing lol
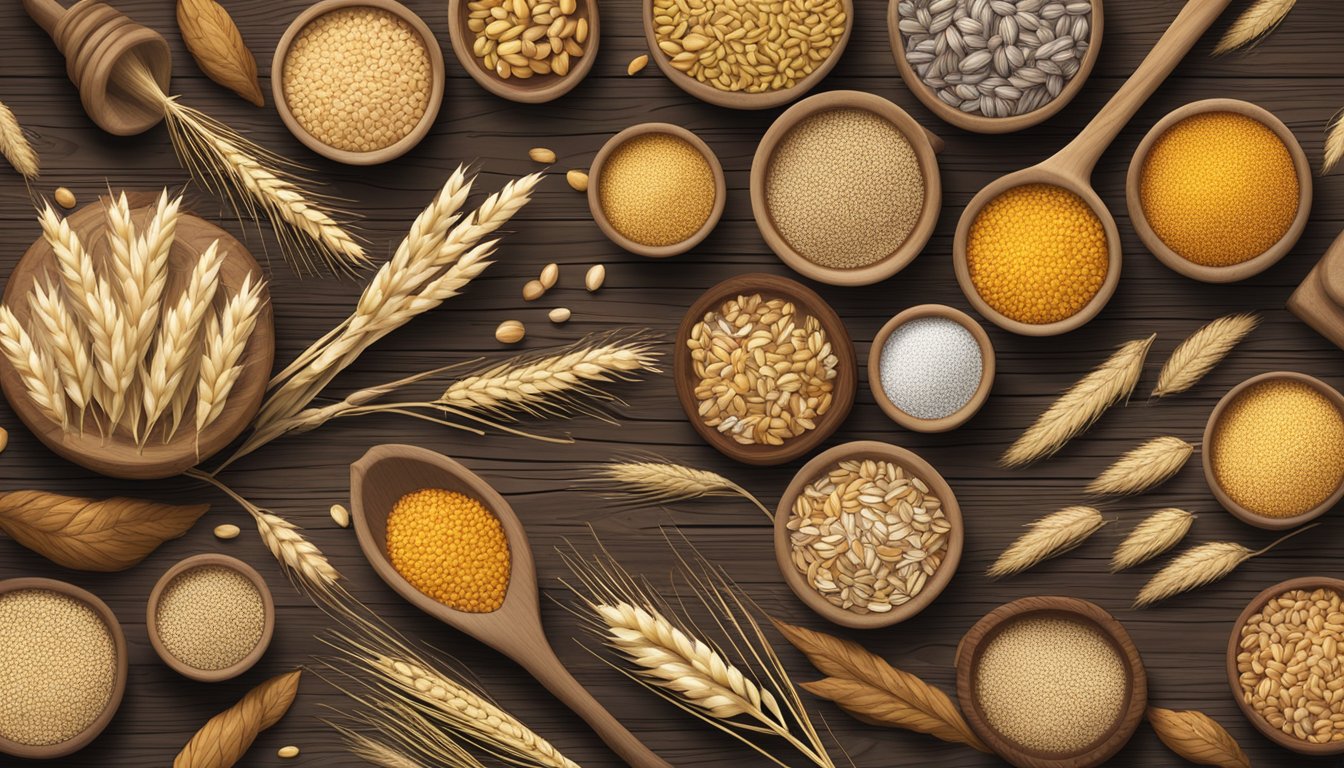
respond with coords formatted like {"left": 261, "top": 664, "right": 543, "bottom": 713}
{"left": 145, "top": 553, "right": 276, "bottom": 683}
{"left": 1125, "top": 98, "right": 1312, "bottom": 283}
{"left": 272, "top": 0, "right": 446, "bottom": 165}
{"left": 641, "top": 0, "right": 853, "bottom": 110}
{"left": 748, "top": 90, "right": 944, "bottom": 286}
{"left": 673, "top": 273, "right": 857, "bottom": 465}
{"left": 1226, "top": 576, "right": 1344, "bottom": 755}
{"left": 773, "top": 440, "right": 963, "bottom": 629}
{"left": 0, "top": 577, "right": 128, "bottom": 760}
{"left": 952, "top": 171, "right": 1123, "bottom": 336}
{"left": 588, "top": 122, "right": 727, "bottom": 258}
{"left": 867, "top": 304, "right": 995, "bottom": 432}
{"left": 887, "top": 0, "right": 1104, "bottom": 134}
{"left": 955, "top": 596, "right": 1147, "bottom": 768}
{"left": 1201, "top": 371, "right": 1344, "bottom": 530}
{"left": 447, "top": 0, "right": 599, "bottom": 104}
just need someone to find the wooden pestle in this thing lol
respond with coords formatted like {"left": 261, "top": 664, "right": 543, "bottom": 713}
{"left": 23, "top": 0, "right": 173, "bottom": 135}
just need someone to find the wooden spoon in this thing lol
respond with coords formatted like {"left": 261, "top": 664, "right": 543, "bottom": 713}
{"left": 952, "top": 0, "right": 1234, "bottom": 337}
{"left": 349, "top": 444, "right": 673, "bottom": 768}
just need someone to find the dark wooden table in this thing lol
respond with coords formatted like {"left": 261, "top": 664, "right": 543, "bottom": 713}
{"left": 2, "top": 0, "right": 1342, "bottom": 765}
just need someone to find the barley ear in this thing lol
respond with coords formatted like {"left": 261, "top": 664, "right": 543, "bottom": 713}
{"left": 1213, "top": 0, "right": 1296, "bottom": 55}
{"left": 987, "top": 506, "right": 1106, "bottom": 579}
{"left": 1110, "top": 509, "right": 1194, "bottom": 572}
{"left": 1324, "top": 109, "right": 1344, "bottom": 176}
{"left": 1152, "top": 314, "right": 1259, "bottom": 398}
{"left": 1133, "top": 524, "right": 1318, "bottom": 608}
{"left": 1086, "top": 436, "right": 1194, "bottom": 496}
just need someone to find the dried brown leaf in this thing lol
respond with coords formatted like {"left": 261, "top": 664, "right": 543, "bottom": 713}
{"left": 1148, "top": 707, "right": 1251, "bottom": 768}
{"left": 177, "top": 0, "right": 265, "bottom": 106}
{"left": 175, "top": 669, "right": 302, "bottom": 768}
{"left": 0, "top": 490, "right": 208, "bottom": 571}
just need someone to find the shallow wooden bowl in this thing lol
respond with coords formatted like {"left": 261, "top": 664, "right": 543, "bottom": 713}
{"left": 1202, "top": 372, "right": 1344, "bottom": 530}
{"left": 0, "top": 577, "right": 128, "bottom": 760}
{"left": 773, "top": 440, "right": 963, "bottom": 629}
{"left": 1227, "top": 576, "right": 1344, "bottom": 756}
{"left": 0, "top": 193, "right": 274, "bottom": 479}
{"left": 868, "top": 304, "right": 994, "bottom": 433}
{"left": 955, "top": 596, "right": 1147, "bottom": 768}
{"left": 146, "top": 553, "right": 275, "bottom": 683}
{"left": 588, "top": 123, "right": 726, "bottom": 258}
{"left": 642, "top": 0, "right": 852, "bottom": 110}
{"left": 448, "top": 0, "right": 599, "bottom": 104}
{"left": 674, "top": 273, "right": 856, "bottom": 465}
{"left": 888, "top": 0, "right": 1104, "bottom": 134}
{"left": 749, "top": 90, "right": 944, "bottom": 286}
{"left": 273, "top": 0, "right": 446, "bottom": 165}
{"left": 1126, "top": 98, "right": 1312, "bottom": 283}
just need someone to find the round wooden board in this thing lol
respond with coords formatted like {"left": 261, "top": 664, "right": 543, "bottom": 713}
{"left": 0, "top": 193, "right": 275, "bottom": 479}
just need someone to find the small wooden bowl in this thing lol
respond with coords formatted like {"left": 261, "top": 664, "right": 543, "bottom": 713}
{"left": 273, "top": 0, "right": 446, "bottom": 165}
{"left": 146, "top": 553, "right": 275, "bottom": 683}
{"left": 0, "top": 193, "right": 274, "bottom": 479}
{"left": 0, "top": 577, "right": 128, "bottom": 760}
{"left": 868, "top": 304, "right": 994, "bottom": 433}
{"left": 1227, "top": 576, "right": 1344, "bottom": 756}
{"left": 749, "top": 90, "right": 944, "bottom": 286}
{"left": 642, "top": 0, "right": 852, "bottom": 110}
{"left": 674, "top": 273, "right": 857, "bottom": 465}
{"left": 1202, "top": 372, "right": 1344, "bottom": 530}
{"left": 448, "top": 0, "right": 599, "bottom": 104}
{"left": 774, "top": 440, "right": 963, "bottom": 629}
{"left": 588, "top": 123, "right": 726, "bottom": 258}
{"left": 1126, "top": 99, "right": 1312, "bottom": 283}
{"left": 955, "top": 596, "right": 1147, "bottom": 768}
{"left": 888, "top": 0, "right": 1104, "bottom": 134}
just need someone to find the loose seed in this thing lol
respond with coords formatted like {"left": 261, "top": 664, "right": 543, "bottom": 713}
{"left": 278, "top": 745, "right": 301, "bottom": 758}
{"left": 548, "top": 307, "right": 572, "bottom": 323}
{"left": 469, "top": 0, "right": 587, "bottom": 82}
{"left": 627, "top": 54, "right": 649, "bottom": 75}
{"left": 566, "top": 169, "right": 589, "bottom": 191}
{"left": 0, "top": 427, "right": 8, "bottom": 455}
{"left": 54, "top": 187, "right": 76, "bottom": 209}
{"left": 213, "top": 524, "right": 241, "bottom": 540}
{"left": 523, "top": 279, "right": 546, "bottom": 301}
{"left": 495, "top": 320, "right": 526, "bottom": 344}
{"left": 539, "top": 263, "right": 559, "bottom": 289}
{"left": 330, "top": 503, "right": 351, "bottom": 528}
{"left": 528, "top": 147, "right": 557, "bottom": 164}
{"left": 584, "top": 264, "right": 605, "bottom": 292}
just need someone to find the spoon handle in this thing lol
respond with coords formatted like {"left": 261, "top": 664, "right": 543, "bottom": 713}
{"left": 1051, "top": 0, "right": 1233, "bottom": 179}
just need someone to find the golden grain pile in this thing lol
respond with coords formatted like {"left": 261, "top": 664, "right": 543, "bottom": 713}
{"left": 467, "top": 0, "right": 589, "bottom": 79}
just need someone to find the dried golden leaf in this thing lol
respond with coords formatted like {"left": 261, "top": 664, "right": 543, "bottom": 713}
{"left": 177, "top": 0, "right": 265, "bottom": 106}
{"left": 175, "top": 670, "right": 302, "bottom": 768}
{"left": 1148, "top": 707, "right": 1251, "bottom": 768}
{"left": 0, "top": 490, "right": 207, "bottom": 571}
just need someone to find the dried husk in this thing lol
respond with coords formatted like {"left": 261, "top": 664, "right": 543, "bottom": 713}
{"left": 175, "top": 669, "right": 302, "bottom": 768}
{"left": 1148, "top": 707, "right": 1251, "bottom": 768}
{"left": 177, "top": 0, "right": 265, "bottom": 106}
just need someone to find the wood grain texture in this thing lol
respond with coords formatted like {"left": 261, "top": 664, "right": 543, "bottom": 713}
{"left": 2, "top": 0, "right": 1344, "bottom": 765}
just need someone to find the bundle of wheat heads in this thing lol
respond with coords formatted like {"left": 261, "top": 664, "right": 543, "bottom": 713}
{"left": 0, "top": 191, "right": 265, "bottom": 448}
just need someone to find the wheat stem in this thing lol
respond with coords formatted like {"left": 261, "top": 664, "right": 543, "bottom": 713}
{"left": 1134, "top": 524, "right": 1319, "bottom": 608}
{"left": 588, "top": 459, "right": 772, "bottom": 519}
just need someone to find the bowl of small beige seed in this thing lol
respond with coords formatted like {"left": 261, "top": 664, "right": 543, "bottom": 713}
{"left": 774, "top": 440, "right": 963, "bottom": 629}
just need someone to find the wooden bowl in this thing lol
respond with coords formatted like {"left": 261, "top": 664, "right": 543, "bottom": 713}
{"left": 0, "top": 193, "right": 274, "bottom": 479}
{"left": 588, "top": 123, "right": 726, "bottom": 258}
{"left": 674, "top": 273, "right": 857, "bottom": 465}
{"left": 955, "top": 596, "right": 1147, "bottom": 768}
{"left": 273, "top": 0, "right": 446, "bottom": 165}
{"left": 146, "top": 553, "right": 275, "bottom": 683}
{"left": 868, "top": 304, "right": 994, "bottom": 433}
{"left": 0, "top": 577, "right": 128, "bottom": 760}
{"left": 749, "top": 90, "right": 944, "bottom": 286}
{"left": 1202, "top": 372, "right": 1344, "bottom": 530}
{"left": 773, "top": 440, "right": 963, "bottom": 629}
{"left": 1226, "top": 576, "right": 1344, "bottom": 756}
{"left": 448, "top": 0, "right": 599, "bottom": 104}
{"left": 1126, "top": 98, "right": 1312, "bottom": 283}
{"left": 642, "top": 0, "right": 852, "bottom": 110}
{"left": 888, "top": 0, "right": 1104, "bottom": 134}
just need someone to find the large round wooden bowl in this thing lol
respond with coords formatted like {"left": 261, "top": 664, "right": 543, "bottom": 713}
{"left": 448, "top": 0, "right": 600, "bottom": 103}
{"left": 0, "top": 193, "right": 274, "bottom": 479}
{"left": 0, "top": 577, "right": 128, "bottom": 760}
{"left": 955, "top": 596, "right": 1147, "bottom": 768}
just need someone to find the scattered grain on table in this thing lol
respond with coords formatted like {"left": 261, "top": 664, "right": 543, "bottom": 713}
{"left": 566, "top": 169, "right": 589, "bottom": 191}
{"left": 213, "top": 524, "right": 241, "bottom": 540}
{"left": 54, "top": 187, "right": 76, "bottom": 209}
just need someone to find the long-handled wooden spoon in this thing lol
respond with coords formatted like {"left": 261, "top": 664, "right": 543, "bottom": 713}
{"left": 953, "top": 0, "right": 1235, "bottom": 337}
{"left": 349, "top": 444, "right": 674, "bottom": 768}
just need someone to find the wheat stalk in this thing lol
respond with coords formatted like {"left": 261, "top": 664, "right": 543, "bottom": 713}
{"left": 1133, "top": 525, "right": 1318, "bottom": 608}
{"left": 1213, "top": 0, "right": 1296, "bottom": 54}
{"left": 1324, "top": 110, "right": 1344, "bottom": 175}
{"left": 588, "top": 458, "right": 772, "bottom": 519}
{"left": 329, "top": 712, "right": 483, "bottom": 768}
{"left": 338, "top": 730, "right": 432, "bottom": 768}
{"left": 196, "top": 274, "right": 265, "bottom": 438}
{"left": 0, "top": 305, "right": 67, "bottom": 427}
{"left": 987, "top": 506, "right": 1107, "bottom": 579}
{"left": 1111, "top": 508, "right": 1195, "bottom": 573}
{"left": 118, "top": 190, "right": 178, "bottom": 367}
{"left": 1152, "top": 314, "right": 1259, "bottom": 398}
{"left": 1086, "top": 436, "right": 1194, "bottom": 496}
{"left": 27, "top": 280, "right": 94, "bottom": 422}
{"left": 0, "top": 99, "right": 38, "bottom": 179}
{"left": 1002, "top": 334, "right": 1154, "bottom": 467}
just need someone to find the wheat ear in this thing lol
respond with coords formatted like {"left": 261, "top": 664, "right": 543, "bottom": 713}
{"left": 196, "top": 274, "right": 265, "bottom": 437}
{"left": 27, "top": 280, "right": 94, "bottom": 422}
{"left": 1111, "top": 508, "right": 1194, "bottom": 572}
{"left": 0, "top": 305, "right": 67, "bottom": 427}
{"left": 1152, "top": 314, "right": 1259, "bottom": 398}
{"left": 1086, "top": 436, "right": 1194, "bottom": 496}
{"left": 329, "top": 712, "right": 483, "bottom": 768}
{"left": 338, "top": 730, "right": 431, "bottom": 768}
{"left": 1002, "top": 334, "right": 1154, "bottom": 467}
{"left": 1134, "top": 525, "right": 1318, "bottom": 608}
{"left": 589, "top": 458, "right": 772, "bottom": 519}
{"left": 1324, "top": 110, "right": 1344, "bottom": 175}
{"left": 987, "top": 506, "right": 1107, "bottom": 579}
{"left": 0, "top": 100, "right": 38, "bottom": 179}
{"left": 1213, "top": 0, "right": 1295, "bottom": 54}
